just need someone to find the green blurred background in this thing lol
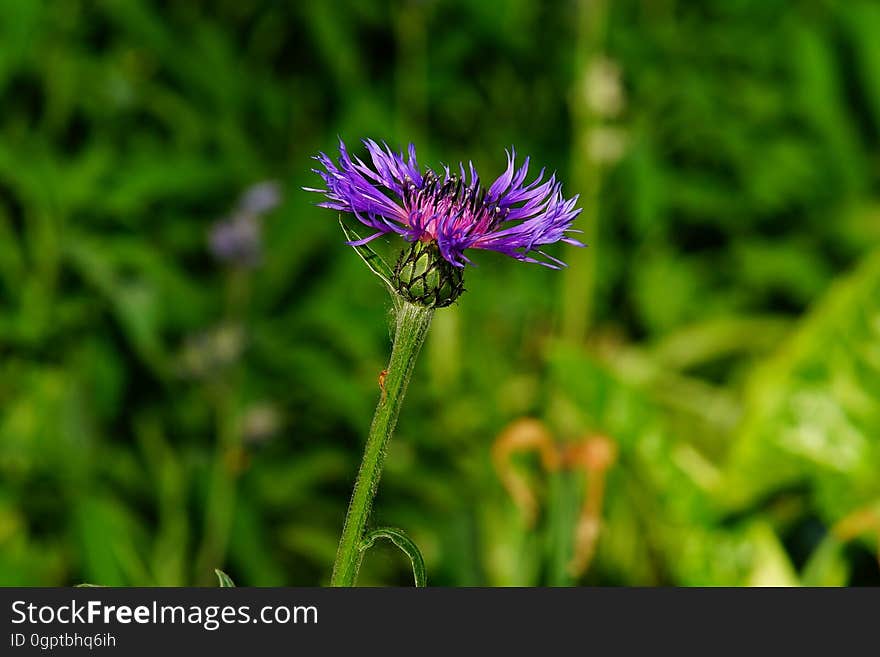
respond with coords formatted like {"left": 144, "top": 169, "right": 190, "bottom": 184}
{"left": 2, "top": 0, "right": 880, "bottom": 587}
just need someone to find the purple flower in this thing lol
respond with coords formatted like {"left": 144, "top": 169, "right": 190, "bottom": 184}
{"left": 209, "top": 213, "right": 262, "bottom": 267}
{"left": 307, "top": 139, "right": 583, "bottom": 268}
{"left": 239, "top": 180, "right": 282, "bottom": 215}
{"left": 209, "top": 180, "right": 283, "bottom": 268}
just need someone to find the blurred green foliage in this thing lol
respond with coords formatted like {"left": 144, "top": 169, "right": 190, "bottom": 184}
{"left": 1, "top": 0, "right": 879, "bottom": 586}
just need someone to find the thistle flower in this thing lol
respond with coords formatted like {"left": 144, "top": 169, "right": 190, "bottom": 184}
{"left": 309, "top": 139, "right": 582, "bottom": 268}
{"left": 307, "top": 140, "right": 583, "bottom": 306}
{"left": 208, "top": 180, "right": 282, "bottom": 268}
{"left": 312, "top": 143, "right": 585, "bottom": 586}
{"left": 239, "top": 180, "right": 282, "bottom": 215}
{"left": 208, "top": 213, "right": 262, "bottom": 267}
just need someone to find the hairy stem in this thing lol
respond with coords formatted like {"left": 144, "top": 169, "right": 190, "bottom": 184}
{"left": 331, "top": 300, "right": 434, "bottom": 586}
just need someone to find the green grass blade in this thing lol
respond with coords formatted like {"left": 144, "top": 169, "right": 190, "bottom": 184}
{"left": 215, "top": 569, "right": 236, "bottom": 587}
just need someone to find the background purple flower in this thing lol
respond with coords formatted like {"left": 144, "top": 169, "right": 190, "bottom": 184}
{"left": 308, "top": 139, "right": 583, "bottom": 268}
{"left": 209, "top": 180, "right": 283, "bottom": 268}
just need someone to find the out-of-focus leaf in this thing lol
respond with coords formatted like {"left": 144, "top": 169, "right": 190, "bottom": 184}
{"left": 724, "top": 248, "right": 880, "bottom": 521}
{"left": 800, "top": 536, "right": 849, "bottom": 587}
{"left": 73, "top": 496, "right": 148, "bottom": 587}
{"left": 745, "top": 522, "right": 799, "bottom": 587}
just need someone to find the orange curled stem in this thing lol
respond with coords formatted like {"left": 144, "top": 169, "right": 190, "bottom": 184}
{"left": 832, "top": 504, "right": 880, "bottom": 567}
{"left": 564, "top": 434, "right": 617, "bottom": 578}
{"left": 491, "top": 418, "right": 558, "bottom": 526}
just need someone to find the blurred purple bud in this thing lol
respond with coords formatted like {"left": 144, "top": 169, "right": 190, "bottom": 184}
{"left": 208, "top": 214, "right": 262, "bottom": 267}
{"left": 238, "top": 180, "right": 282, "bottom": 216}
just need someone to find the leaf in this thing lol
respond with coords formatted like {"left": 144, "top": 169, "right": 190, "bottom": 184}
{"left": 338, "top": 218, "right": 395, "bottom": 290}
{"left": 215, "top": 569, "right": 235, "bottom": 587}
{"left": 360, "top": 527, "right": 426, "bottom": 587}
{"left": 73, "top": 495, "right": 147, "bottom": 586}
{"left": 723, "top": 247, "right": 880, "bottom": 519}
{"left": 744, "top": 522, "right": 799, "bottom": 587}
{"left": 800, "top": 536, "right": 849, "bottom": 587}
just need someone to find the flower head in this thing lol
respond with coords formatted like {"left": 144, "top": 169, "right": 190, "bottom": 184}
{"left": 209, "top": 180, "right": 283, "bottom": 268}
{"left": 209, "top": 213, "right": 262, "bottom": 267}
{"left": 307, "top": 139, "right": 583, "bottom": 269}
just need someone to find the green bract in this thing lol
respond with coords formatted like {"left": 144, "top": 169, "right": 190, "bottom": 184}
{"left": 393, "top": 240, "right": 465, "bottom": 309}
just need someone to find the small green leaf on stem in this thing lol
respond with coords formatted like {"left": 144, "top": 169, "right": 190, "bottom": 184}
{"left": 360, "top": 527, "right": 427, "bottom": 587}
{"left": 339, "top": 218, "right": 395, "bottom": 289}
{"left": 215, "top": 569, "right": 236, "bottom": 587}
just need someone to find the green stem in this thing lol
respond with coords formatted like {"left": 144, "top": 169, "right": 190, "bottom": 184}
{"left": 331, "top": 300, "right": 434, "bottom": 586}
{"left": 545, "top": 470, "right": 582, "bottom": 586}
{"left": 560, "top": 0, "right": 609, "bottom": 342}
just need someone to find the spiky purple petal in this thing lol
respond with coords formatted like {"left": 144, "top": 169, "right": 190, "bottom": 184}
{"left": 307, "top": 139, "right": 583, "bottom": 268}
